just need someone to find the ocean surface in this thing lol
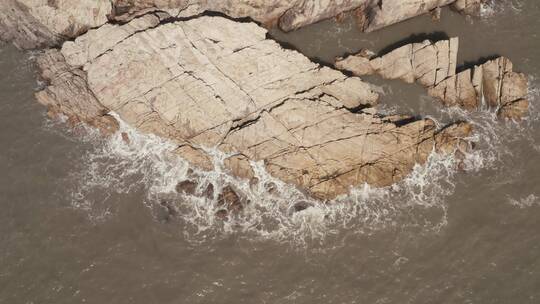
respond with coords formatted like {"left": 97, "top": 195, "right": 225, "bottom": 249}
{"left": 1, "top": 1, "right": 540, "bottom": 303}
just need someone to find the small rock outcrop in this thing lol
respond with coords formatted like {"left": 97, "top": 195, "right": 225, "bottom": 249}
{"left": 176, "top": 180, "right": 198, "bottom": 195}
{"left": 335, "top": 38, "right": 529, "bottom": 119}
{"left": 35, "top": 16, "right": 471, "bottom": 199}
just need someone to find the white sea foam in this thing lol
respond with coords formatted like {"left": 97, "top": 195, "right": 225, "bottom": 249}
{"left": 60, "top": 77, "right": 539, "bottom": 245}
{"left": 60, "top": 112, "right": 467, "bottom": 245}
{"left": 509, "top": 194, "right": 540, "bottom": 208}
{"left": 480, "top": 0, "right": 529, "bottom": 18}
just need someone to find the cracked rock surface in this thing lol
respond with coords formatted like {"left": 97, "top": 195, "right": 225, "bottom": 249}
{"left": 336, "top": 38, "right": 529, "bottom": 119}
{"left": 36, "top": 16, "right": 471, "bottom": 199}
{"left": 1, "top": 0, "right": 484, "bottom": 50}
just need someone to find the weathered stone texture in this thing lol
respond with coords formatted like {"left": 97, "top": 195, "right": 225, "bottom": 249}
{"left": 336, "top": 38, "right": 529, "bottom": 119}
{"left": 0, "top": 0, "right": 111, "bottom": 49}
{"left": 2, "top": 0, "right": 488, "bottom": 49}
{"left": 36, "top": 16, "right": 471, "bottom": 199}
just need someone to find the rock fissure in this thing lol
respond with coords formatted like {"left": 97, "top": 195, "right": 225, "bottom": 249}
{"left": 336, "top": 37, "right": 529, "bottom": 119}
{"left": 0, "top": 1, "right": 496, "bottom": 200}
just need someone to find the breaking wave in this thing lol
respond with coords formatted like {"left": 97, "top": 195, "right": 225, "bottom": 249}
{"left": 58, "top": 116, "right": 460, "bottom": 246}
{"left": 54, "top": 77, "right": 539, "bottom": 246}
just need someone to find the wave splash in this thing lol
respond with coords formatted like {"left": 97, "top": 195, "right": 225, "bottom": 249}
{"left": 59, "top": 78, "right": 539, "bottom": 245}
{"left": 61, "top": 114, "right": 461, "bottom": 246}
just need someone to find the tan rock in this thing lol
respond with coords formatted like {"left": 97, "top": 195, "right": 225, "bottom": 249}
{"left": 339, "top": 37, "right": 459, "bottom": 87}
{"left": 223, "top": 155, "right": 255, "bottom": 180}
{"left": 176, "top": 180, "right": 198, "bottom": 195}
{"left": 337, "top": 38, "right": 529, "bottom": 118}
{"left": 335, "top": 50, "right": 374, "bottom": 76}
{"left": 3, "top": 0, "right": 493, "bottom": 50}
{"left": 35, "top": 49, "right": 119, "bottom": 135}
{"left": 37, "top": 16, "right": 470, "bottom": 199}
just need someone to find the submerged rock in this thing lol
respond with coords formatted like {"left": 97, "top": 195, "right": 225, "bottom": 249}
{"left": 203, "top": 183, "right": 215, "bottom": 200}
{"left": 176, "top": 180, "right": 198, "bottom": 195}
{"left": 355, "top": 0, "right": 455, "bottom": 32}
{"left": 35, "top": 49, "right": 119, "bottom": 135}
{"left": 34, "top": 16, "right": 471, "bottom": 199}
{"left": 217, "top": 185, "right": 245, "bottom": 214}
{"left": 336, "top": 38, "right": 529, "bottom": 119}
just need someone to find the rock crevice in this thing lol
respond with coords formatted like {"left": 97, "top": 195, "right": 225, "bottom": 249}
{"left": 335, "top": 37, "right": 529, "bottom": 119}
{"left": 1, "top": 0, "right": 486, "bottom": 50}
{"left": 34, "top": 16, "right": 472, "bottom": 199}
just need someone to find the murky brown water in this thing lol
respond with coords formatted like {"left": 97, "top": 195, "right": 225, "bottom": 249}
{"left": 1, "top": 1, "right": 540, "bottom": 303}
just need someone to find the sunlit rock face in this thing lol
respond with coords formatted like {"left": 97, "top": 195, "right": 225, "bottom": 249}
{"left": 35, "top": 16, "right": 471, "bottom": 199}
{"left": 336, "top": 38, "right": 529, "bottom": 119}
{"left": 1, "top": 0, "right": 486, "bottom": 50}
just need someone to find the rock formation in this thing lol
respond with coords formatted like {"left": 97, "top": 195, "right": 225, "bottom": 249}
{"left": 335, "top": 38, "right": 529, "bottom": 119}
{"left": 0, "top": 0, "right": 112, "bottom": 49}
{"left": 35, "top": 16, "right": 471, "bottom": 199}
{"left": 35, "top": 49, "right": 119, "bottom": 134}
{"left": 1, "top": 0, "right": 486, "bottom": 50}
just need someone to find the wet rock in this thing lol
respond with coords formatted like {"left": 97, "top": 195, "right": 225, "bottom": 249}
{"left": 175, "top": 180, "right": 198, "bottom": 195}
{"left": 35, "top": 16, "right": 471, "bottom": 200}
{"left": 452, "top": 0, "right": 484, "bottom": 16}
{"left": 336, "top": 38, "right": 529, "bottom": 118}
{"left": 203, "top": 183, "right": 215, "bottom": 200}
{"left": 217, "top": 186, "right": 245, "bottom": 214}
{"left": 498, "top": 99, "right": 529, "bottom": 121}
{"left": 292, "top": 200, "right": 314, "bottom": 213}
{"left": 121, "top": 132, "right": 130, "bottom": 144}
{"left": 264, "top": 182, "right": 278, "bottom": 195}
{"left": 1, "top": 0, "right": 489, "bottom": 50}
{"left": 35, "top": 49, "right": 119, "bottom": 135}
{"left": 158, "top": 200, "right": 178, "bottom": 221}
{"left": 223, "top": 155, "right": 255, "bottom": 180}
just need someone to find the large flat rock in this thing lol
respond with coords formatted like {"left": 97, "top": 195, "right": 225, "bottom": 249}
{"left": 36, "top": 15, "right": 471, "bottom": 199}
